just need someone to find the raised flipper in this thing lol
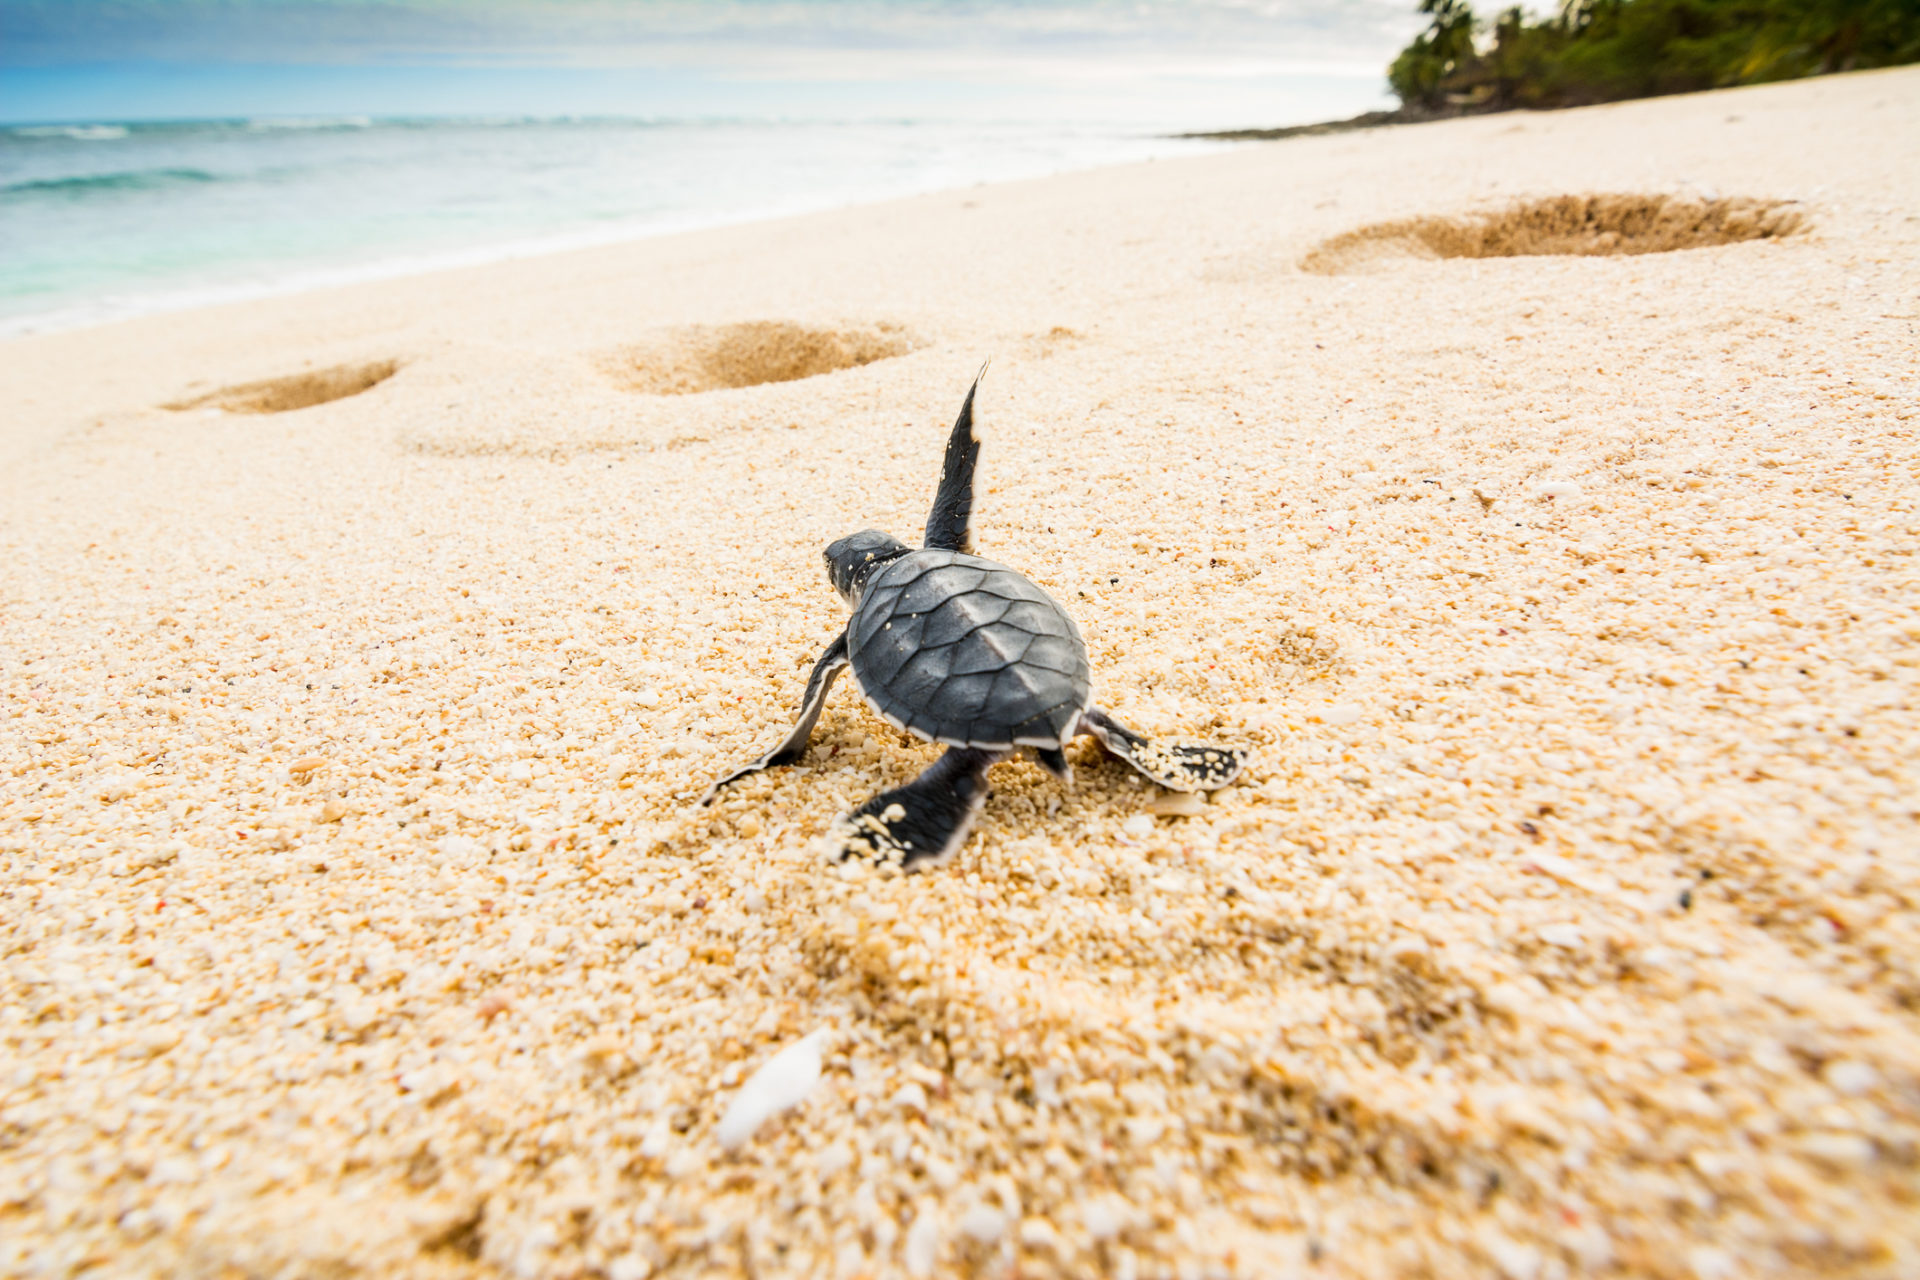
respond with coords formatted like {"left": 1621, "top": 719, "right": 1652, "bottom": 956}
{"left": 1080, "top": 706, "right": 1247, "bottom": 793}
{"left": 836, "top": 747, "right": 1006, "bottom": 869}
{"left": 922, "top": 361, "right": 989, "bottom": 553}
{"left": 701, "top": 631, "right": 849, "bottom": 804}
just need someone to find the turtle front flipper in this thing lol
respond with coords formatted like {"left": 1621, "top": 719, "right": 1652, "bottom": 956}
{"left": 1079, "top": 706, "right": 1247, "bottom": 793}
{"left": 700, "top": 631, "right": 849, "bottom": 805}
{"left": 922, "top": 361, "right": 989, "bottom": 554}
{"left": 836, "top": 747, "right": 1005, "bottom": 869}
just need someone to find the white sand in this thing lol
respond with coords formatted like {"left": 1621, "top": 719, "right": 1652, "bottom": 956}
{"left": 3, "top": 67, "right": 1918, "bottom": 1279}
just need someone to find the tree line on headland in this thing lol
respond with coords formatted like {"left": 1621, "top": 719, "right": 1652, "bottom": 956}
{"left": 1389, "top": 0, "right": 1920, "bottom": 112}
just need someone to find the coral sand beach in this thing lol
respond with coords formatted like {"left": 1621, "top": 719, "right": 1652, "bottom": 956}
{"left": 3, "top": 67, "right": 1919, "bottom": 1279}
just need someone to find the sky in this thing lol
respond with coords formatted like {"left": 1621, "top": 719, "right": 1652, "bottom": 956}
{"left": 0, "top": 1, "right": 1424, "bottom": 126}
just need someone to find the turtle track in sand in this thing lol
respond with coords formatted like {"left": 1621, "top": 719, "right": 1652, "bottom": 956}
{"left": 599, "top": 320, "right": 917, "bottom": 395}
{"left": 1301, "top": 193, "right": 1806, "bottom": 274}
{"left": 163, "top": 359, "right": 401, "bottom": 413}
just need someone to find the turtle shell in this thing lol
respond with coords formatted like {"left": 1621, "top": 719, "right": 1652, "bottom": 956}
{"left": 847, "top": 549, "right": 1091, "bottom": 749}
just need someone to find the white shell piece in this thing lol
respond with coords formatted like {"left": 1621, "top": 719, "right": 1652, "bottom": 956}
{"left": 716, "top": 1027, "right": 831, "bottom": 1150}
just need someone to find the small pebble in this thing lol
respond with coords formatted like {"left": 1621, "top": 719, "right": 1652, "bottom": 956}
{"left": 1538, "top": 923, "right": 1585, "bottom": 949}
{"left": 958, "top": 1204, "right": 1008, "bottom": 1244}
{"left": 1145, "top": 791, "right": 1205, "bottom": 818}
{"left": 1797, "top": 1131, "right": 1875, "bottom": 1169}
{"left": 904, "top": 1212, "right": 941, "bottom": 1278}
{"left": 1821, "top": 1059, "right": 1879, "bottom": 1097}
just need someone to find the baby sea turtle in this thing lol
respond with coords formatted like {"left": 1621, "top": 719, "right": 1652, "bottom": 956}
{"left": 703, "top": 366, "right": 1248, "bottom": 866}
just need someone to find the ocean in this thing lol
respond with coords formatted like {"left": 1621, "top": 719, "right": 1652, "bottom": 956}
{"left": 0, "top": 115, "right": 1236, "bottom": 337}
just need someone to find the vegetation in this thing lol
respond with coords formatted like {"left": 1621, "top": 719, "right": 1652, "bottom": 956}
{"left": 1388, "top": 0, "right": 1920, "bottom": 112}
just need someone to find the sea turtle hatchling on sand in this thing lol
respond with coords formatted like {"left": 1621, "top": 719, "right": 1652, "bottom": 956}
{"left": 702, "top": 365, "right": 1249, "bottom": 866}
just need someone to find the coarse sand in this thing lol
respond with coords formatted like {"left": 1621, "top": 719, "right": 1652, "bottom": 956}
{"left": 3, "top": 67, "right": 1918, "bottom": 1280}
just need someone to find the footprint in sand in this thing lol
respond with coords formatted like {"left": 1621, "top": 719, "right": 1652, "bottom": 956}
{"left": 163, "top": 359, "right": 400, "bottom": 414}
{"left": 1301, "top": 192, "right": 1807, "bottom": 274}
{"left": 597, "top": 320, "right": 917, "bottom": 396}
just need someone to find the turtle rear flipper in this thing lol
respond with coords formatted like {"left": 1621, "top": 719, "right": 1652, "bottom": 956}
{"left": 1080, "top": 706, "right": 1247, "bottom": 793}
{"left": 1033, "top": 745, "right": 1071, "bottom": 781}
{"left": 836, "top": 747, "right": 1004, "bottom": 869}
{"left": 701, "top": 631, "right": 848, "bottom": 805}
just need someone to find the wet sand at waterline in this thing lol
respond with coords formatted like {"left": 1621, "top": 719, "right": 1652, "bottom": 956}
{"left": 3, "top": 67, "right": 1917, "bottom": 1280}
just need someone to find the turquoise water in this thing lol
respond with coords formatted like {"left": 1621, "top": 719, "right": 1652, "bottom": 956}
{"left": 0, "top": 115, "right": 1230, "bottom": 336}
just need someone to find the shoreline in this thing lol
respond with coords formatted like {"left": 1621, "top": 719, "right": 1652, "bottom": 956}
{"left": 0, "top": 200, "right": 870, "bottom": 341}
{"left": 1, "top": 117, "right": 1236, "bottom": 342}
{"left": 1176, "top": 106, "right": 1421, "bottom": 141}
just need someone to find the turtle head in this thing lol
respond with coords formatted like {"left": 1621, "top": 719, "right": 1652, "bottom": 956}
{"left": 824, "top": 529, "right": 909, "bottom": 607}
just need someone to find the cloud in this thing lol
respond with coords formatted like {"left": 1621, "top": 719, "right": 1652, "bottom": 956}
{"left": 2, "top": 0, "right": 1422, "bottom": 74}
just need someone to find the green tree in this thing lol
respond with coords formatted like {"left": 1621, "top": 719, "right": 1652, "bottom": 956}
{"left": 1387, "top": 0, "right": 1920, "bottom": 112}
{"left": 1744, "top": 0, "right": 1920, "bottom": 77}
{"left": 1389, "top": 0, "right": 1483, "bottom": 108}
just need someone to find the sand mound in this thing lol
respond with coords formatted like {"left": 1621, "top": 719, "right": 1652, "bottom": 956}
{"left": 601, "top": 320, "right": 916, "bottom": 395}
{"left": 1301, "top": 193, "right": 1805, "bottom": 274}
{"left": 164, "top": 359, "right": 400, "bottom": 414}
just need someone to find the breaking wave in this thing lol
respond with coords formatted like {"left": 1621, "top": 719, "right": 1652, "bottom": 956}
{"left": 3, "top": 167, "right": 222, "bottom": 197}
{"left": 9, "top": 124, "right": 131, "bottom": 141}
